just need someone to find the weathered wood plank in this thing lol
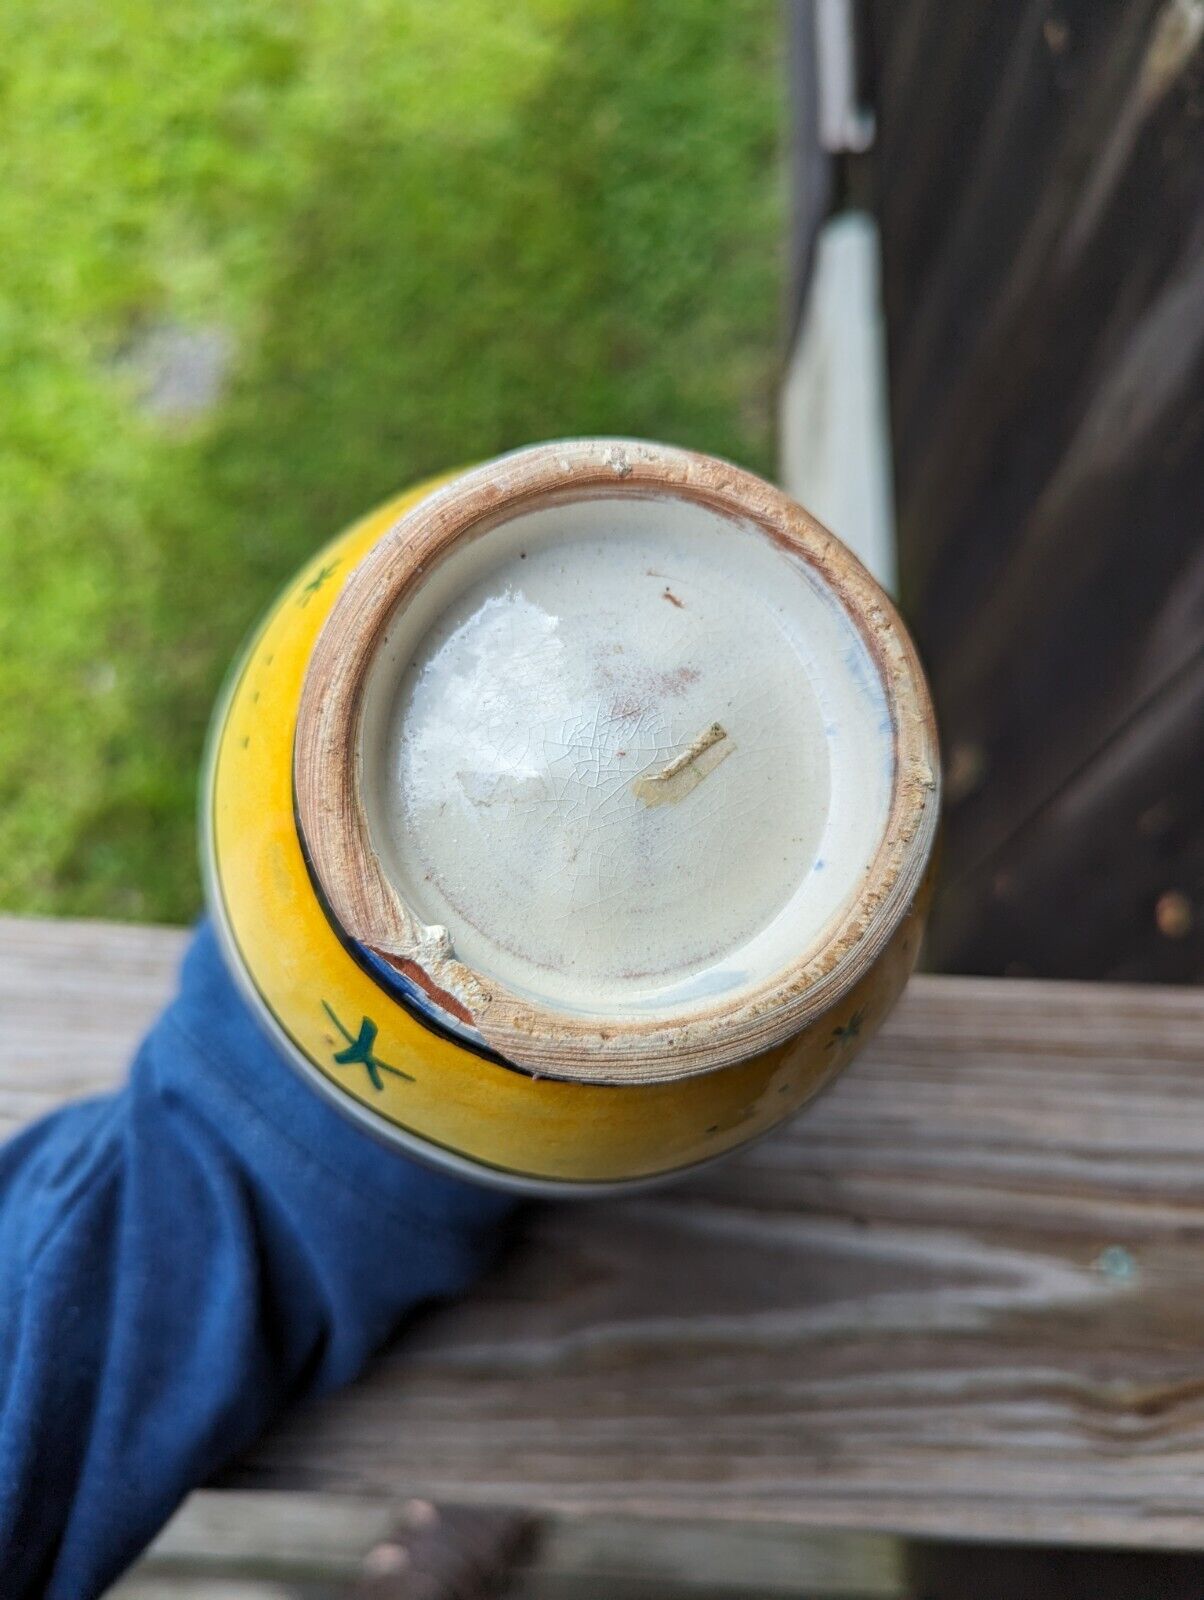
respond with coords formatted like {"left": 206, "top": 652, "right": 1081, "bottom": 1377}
{"left": 129, "top": 1490, "right": 396, "bottom": 1581}
{"left": 120, "top": 1491, "right": 905, "bottom": 1599}
{"left": 509, "top": 1517, "right": 903, "bottom": 1599}
{"left": 935, "top": 646, "right": 1204, "bottom": 982}
{"left": 107, "top": 1581, "right": 295, "bottom": 1600}
{"left": 111, "top": 1486, "right": 1204, "bottom": 1599}
{"left": 869, "top": 0, "right": 1204, "bottom": 980}
{"left": 0, "top": 915, "right": 188, "bottom": 1133}
{"left": 5, "top": 916, "right": 1204, "bottom": 1549}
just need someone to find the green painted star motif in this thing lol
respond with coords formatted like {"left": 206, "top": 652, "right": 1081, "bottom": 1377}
{"left": 828, "top": 1006, "right": 867, "bottom": 1049}
{"left": 321, "top": 1002, "right": 414, "bottom": 1091}
{"left": 297, "top": 560, "right": 340, "bottom": 605}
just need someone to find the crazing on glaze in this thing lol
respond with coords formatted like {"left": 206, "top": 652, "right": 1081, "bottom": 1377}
{"left": 365, "top": 497, "right": 893, "bottom": 1019}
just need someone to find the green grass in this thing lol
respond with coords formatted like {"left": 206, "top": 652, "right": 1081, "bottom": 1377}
{"left": 0, "top": 0, "right": 783, "bottom": 923}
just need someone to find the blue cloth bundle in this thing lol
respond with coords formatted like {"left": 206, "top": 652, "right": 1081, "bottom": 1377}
{"left": 0, "top": 922, "right": 515, "bottom": 1596}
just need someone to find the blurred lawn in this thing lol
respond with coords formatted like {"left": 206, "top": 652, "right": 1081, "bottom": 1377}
{"left": 0, "top": 0, "right": 783, "bottom": 923}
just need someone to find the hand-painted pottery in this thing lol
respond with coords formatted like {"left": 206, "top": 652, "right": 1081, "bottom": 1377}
{"left": 203, "top": 439, "right": 940, "bottom": 1194}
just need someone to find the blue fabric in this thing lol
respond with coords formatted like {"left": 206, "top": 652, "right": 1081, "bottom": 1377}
{"left": 0, "top": 921, "right": 516, "bottom": 1597}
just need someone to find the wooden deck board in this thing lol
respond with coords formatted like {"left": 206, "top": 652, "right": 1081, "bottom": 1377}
{"left": 117, "top": 1490, "right": 904, "bottom": 1598}
{"left": 4, "top": 915, "right": 1204, "bottom": 1548}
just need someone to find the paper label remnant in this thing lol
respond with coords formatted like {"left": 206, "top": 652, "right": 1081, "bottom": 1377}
{"left": 631, "top": 722, "right": 732, "bottom": 808}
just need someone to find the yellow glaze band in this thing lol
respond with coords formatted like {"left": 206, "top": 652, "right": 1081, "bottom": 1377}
{"left": 207, "top": 479, "right": 924, "bottom": 1185}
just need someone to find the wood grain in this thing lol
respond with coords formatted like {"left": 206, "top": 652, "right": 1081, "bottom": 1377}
{"left": 0, "top": 915, "right": 187, "bottom": 1136}
{"left": 6, "top": 914, "right": 1204, "bottom": 1548}
{"left": 868, "top": 0, "right": 1204, "bottom": 980}
{"left": 120, "top": 1491, "right": 905, "bottom": 1599}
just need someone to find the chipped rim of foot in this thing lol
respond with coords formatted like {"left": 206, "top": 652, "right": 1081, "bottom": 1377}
{"left": 292, "top": 439, "right": 940, "bottom": 1087}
